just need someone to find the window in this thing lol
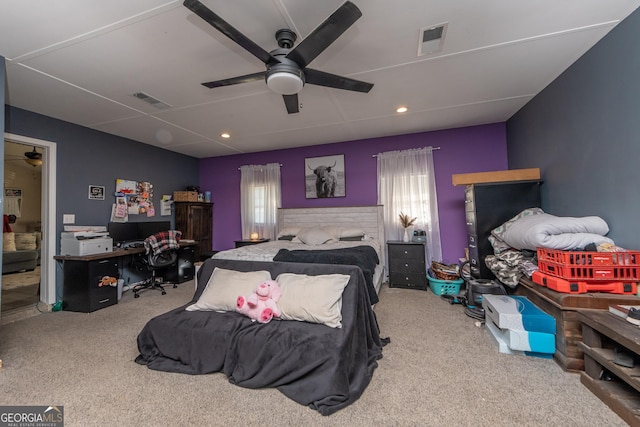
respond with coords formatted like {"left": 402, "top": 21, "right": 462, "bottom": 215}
{"left": 240, "top": 163, "right": 281, "bottom": 240}
{"left": 377, "top": 147, "right": 442, "bottom": 266}
{"left": 253, "top": 186, "right": 266, "bottom": 224}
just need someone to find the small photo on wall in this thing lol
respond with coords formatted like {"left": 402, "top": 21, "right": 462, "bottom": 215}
{"left": 88, "top": 185, "right": 105, "bottom": 200}
{"left": 305, "top": 154, "right": 345, "bottom": 199}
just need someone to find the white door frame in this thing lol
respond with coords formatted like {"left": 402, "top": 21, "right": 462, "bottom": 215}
{"left": 3, "top": 133, "right": 57, "bottom": 305}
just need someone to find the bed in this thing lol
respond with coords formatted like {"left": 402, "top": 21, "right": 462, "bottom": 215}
{"left": 212, "top": 205, "right": 386, "bottom": 303}
{"left": 136, "top": 258, "right": 385, "bottom": 415}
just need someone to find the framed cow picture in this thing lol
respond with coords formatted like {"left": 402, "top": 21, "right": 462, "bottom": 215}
{"left": 305, "top": 154, "right": 345, "bottom": 199}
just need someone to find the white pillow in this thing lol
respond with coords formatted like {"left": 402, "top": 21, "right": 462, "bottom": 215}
{"left": 186, "top": 267, "right": 271, "bottom": 312}
{"left": 276, "top": 273, "right": 350, "bottom": 328}
{"left": 340, "top": 228, "right": 366, "bottom": 238}
{"left": 3, "top": 232, "right": 16, "bottom": 252}
{"left": 322, "top": 226, "right": 341, "bottom": 240}
{"left": 277, "top": 227, "right": 301, "bottom": 239}
{"left": 295, "top": 227, "right": 334, "bottom": 245}
{"left": 15, "top": 233, "right": 37, "bottom": 251}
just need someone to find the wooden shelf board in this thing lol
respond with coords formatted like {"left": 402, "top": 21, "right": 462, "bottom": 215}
{"left": 580, "top": 372, "right": 640, "bottom": 426}
{"left": 452, "top": 168, "right": 540, "bottom": 186}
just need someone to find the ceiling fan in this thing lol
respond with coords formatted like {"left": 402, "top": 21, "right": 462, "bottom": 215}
{"left": 5, "top": 147, "right": 43, "bottom": 167}
{"left": 183, "top": 0, "right": 374, "bottom": 114}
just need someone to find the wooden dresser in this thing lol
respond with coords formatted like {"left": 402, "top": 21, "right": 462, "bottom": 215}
{"left": 174, "top": 201, "right": 213, "bottom": 261}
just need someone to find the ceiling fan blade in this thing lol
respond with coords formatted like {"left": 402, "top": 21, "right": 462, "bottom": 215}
{"left": 286, "top": 1, "right": 362, "bottom": 69}
{"left": 304, "top": 68, "right": 373, "bottom": 93}
{"left": 184, "top": 0, "right": 278, "bottom": 65}
{"left": 282, "top": 94, "right": 299, "bottom": 114}
{"left": 202, "top": 72, "right": 266, "bottom": 89}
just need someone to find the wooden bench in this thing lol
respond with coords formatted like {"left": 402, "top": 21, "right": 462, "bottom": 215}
{"left": 578, "top": 309, "right": 640, "bottom": 426}
{"left": 515, "top": 277, "right": 639, "bottom": 372}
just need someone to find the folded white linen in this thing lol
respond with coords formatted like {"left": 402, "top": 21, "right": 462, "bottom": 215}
{"left": 497, "top": 213, "right": 613, "bottom": 251}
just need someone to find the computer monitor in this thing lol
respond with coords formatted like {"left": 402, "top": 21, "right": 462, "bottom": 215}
{"left": 137, "top": 221, "right": 171, "bottom": 239}
{"left": 107, "top": 222, "right": 139, "bottom": 245}
{"left": 107, "top": 221, "right": 172, "bottom": 246}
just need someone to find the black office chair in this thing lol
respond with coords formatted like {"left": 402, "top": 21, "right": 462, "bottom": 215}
{"left": 132, "top": 248, "right": 178, "bottom": 298}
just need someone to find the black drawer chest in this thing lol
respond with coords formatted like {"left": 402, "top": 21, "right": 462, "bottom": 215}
{"left": 464, "top": 180, "right": 541, "bottom": 279}
{"left": 61, "top": 258, "right": 119, "bottom": 312}
{"left": 235, "top": 239, "right": 270, "bottom": 248}
{"left": 387, "top": 241, "right": 427, "bottom": 290}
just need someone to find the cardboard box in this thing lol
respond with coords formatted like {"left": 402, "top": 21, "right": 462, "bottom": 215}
{"left": 486, "top": 319, "right": 553, "bottom": 359}
{"left": 483, "top": 295, "right": 556, "bottom": 334}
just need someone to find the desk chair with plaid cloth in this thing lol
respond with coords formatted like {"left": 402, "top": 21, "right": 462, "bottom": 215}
{"left": 132, "top": 230, "right": 181, "bottom": 298}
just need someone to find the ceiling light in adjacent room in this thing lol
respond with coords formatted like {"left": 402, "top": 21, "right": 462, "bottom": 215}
{"left": 220, "top": 132, "right": 230, "bottom": 139}
{"left": 396, "top": 106, "right": 408, "bottom": 113}
{"left": 25, "top": 158, "right": 43, "bottom": 167}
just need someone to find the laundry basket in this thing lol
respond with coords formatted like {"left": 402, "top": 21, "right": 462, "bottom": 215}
{"left": 427, "top": 269, "right": 464, "bottom": 295}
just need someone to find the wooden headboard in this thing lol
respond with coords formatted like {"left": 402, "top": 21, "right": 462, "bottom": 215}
{"left": 277, "top": 205, "right": 386, "bottom": 265}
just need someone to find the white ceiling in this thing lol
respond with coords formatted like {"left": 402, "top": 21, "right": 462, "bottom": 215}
{"left": 2, "top": 1, "right": 639, "bottom": 158}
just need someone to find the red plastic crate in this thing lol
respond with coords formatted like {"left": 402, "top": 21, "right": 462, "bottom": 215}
{"left": 532, "top": 270, "right": 637, "bottom": 294}
{"left": 537, "top": 248, "right": 640, "bottom": 281}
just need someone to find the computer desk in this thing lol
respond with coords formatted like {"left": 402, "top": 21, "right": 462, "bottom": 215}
{"left": 54, "top": 242, "right": 196, "bottom": 312}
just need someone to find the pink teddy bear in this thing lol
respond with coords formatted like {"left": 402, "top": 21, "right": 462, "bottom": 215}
{"left": 236, "top": 280, "right": 282, "bottom": 324}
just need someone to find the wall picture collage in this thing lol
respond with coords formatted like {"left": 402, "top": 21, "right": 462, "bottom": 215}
{"left": 112, "top": 179, "right": 155, "bottom": 222}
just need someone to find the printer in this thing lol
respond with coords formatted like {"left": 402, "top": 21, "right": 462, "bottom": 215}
{"left": 60, "top": 226, "right": 113, "bottom": 256}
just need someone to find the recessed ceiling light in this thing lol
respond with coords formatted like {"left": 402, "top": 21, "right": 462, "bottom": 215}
{"left": 220, "top": 132, "right": 230, "bottom": 139}
{"left": 396, "top": 106, "right": 408, "bottom": 113}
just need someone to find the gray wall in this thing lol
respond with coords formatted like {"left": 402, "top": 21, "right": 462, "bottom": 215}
{"left": 5, "top": 106, "right": 199, "bottom": 230}
{"left": 506, "top": 7, "right": 640, "bottom": 250}
{"left": 4, "top": 105, "right": 200, "bottom": 294}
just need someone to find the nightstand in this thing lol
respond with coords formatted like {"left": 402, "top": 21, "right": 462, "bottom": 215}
{"left": 235, "top": 239, "right": 270, "bottom": 248}
{"left": 387, "top": 241, "right": 427, "bottom": 290}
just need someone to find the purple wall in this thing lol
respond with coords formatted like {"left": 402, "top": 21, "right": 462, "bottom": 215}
{"left": 200, "top": 123, "right": 508, "bottom": 262}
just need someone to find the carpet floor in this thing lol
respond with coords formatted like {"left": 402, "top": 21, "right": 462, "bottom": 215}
{"left": 0, "top": 280, "right": 626, "bottom": 426}
{"left": 2, "top": 266, "right": 40, "bottom": 291}
{"left": 1, "top": 267, "right": 40, "bottom": 312}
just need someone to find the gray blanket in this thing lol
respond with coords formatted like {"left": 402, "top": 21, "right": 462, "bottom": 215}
{"left": 135, "top": 259, "right": 385, "bottom": 415}
{"left": 272, "top": 245, "right": 380, "bottom": 305}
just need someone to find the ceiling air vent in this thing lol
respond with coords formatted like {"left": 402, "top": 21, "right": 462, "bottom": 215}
{"left": 417, "top": 23, "right": 447, "bottom": 56}
{"left": 132, "top": 91, "right": 172, "bottom": 109}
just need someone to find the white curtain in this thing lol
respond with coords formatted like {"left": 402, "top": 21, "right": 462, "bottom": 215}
{"left": 377, "top": 147, "right": 442, "bottom": 266}
{"left": 240, "top": 163, "right": 281, "bottom": 240}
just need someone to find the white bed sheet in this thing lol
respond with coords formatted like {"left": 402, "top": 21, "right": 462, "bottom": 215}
{"left": 212, "top": 239, "right": 384, "bottom": 294}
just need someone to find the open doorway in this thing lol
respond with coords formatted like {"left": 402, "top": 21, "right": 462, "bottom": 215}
{"left": 2, "top": 141, "right": 42, "bottom": 311}
{"left": 1, "top": 134, "right": 57, "bottom": 318}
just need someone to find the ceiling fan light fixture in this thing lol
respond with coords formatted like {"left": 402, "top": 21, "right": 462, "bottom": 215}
{"left": 25, "top": 158, "right": 43, "bottom": 167}
{"left": 266, "top": 71, "right": 304, "bottom": 95}
{"left": 185, "top": 0, "right": 371, "bottom": 112}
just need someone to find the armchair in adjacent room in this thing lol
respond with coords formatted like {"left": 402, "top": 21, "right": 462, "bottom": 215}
{"left": 132, "top": 230, "right": 182, "bottom": 298}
